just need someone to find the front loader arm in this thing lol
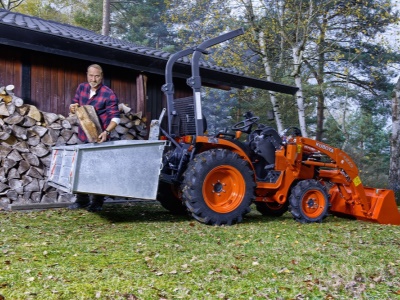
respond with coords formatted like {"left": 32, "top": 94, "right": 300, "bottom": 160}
{"left": 297, "top": 137, "right": 370, "bottom": 212}
{"left": 295, "top": 137, "right": 400, "bottom": 225}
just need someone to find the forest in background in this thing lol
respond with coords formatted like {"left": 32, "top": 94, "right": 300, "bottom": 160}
{"left": 2, "top": 0, "right": 400, "bottom": 191}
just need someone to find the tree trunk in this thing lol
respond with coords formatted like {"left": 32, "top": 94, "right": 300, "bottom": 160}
{"left": 102, "top": 0, "right": 111, "bottom": 36}
{"left": 389, "top": 78, "right": 400, "bottom": 204}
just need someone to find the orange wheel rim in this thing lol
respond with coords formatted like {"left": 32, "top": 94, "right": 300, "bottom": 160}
{"left": 301, "top": 190, "right": 326, "bottom": 218}
{"left": 203, "top": 165, "right": 245, "bottom": 213}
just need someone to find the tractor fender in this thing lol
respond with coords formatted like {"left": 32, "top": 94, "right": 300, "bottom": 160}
{"left": 194, "top": 135, "right": 253, "bottom": 166}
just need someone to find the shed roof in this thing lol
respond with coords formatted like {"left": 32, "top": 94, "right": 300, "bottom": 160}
{"left": 0, "top": 9, "right": 298, "bottom": 95}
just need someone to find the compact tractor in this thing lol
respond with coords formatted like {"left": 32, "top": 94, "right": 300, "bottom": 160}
{"left": 154, "top": 28, "right": 400, "bottom": 226}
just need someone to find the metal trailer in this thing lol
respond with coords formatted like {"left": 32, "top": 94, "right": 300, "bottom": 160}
{"left": 47, "top": 140, "right": 165, "bottom": 200}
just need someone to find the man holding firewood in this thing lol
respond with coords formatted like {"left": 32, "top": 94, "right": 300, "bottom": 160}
{"left": 68, "top": 64, "right": 121, "bottom": 212}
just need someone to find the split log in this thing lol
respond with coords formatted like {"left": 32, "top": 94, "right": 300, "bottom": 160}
{"left": 31, "top": 192, "right": 42, "bottom": 203}
{"left": 22, "top": 116, "right": 37, "bottom": 127}
{"left": 18, "top": 160, "right": 30, "bottom": 174}
{"left": 3, "top": 158, "right": 17, "bottom": 171}
{"left": 114, "top": 124, "right": 129, "bottom": 135}
{"left": 61, "top": 119, "right": 72, "bottom": 129}
{"left": 41, "top": 190, "right": 58, "bottom": 203}
{"left": 26, "top": 132, "right": 40, "bottom": 147}
{"left": 11, "top": 125, "right": 28, "bottom": 140}
{"left": 2, "top": 95, "right": 12, "bottom": 105}
{"left": 30, "top": 143, "right": 49, "bottom": 157}
{"left": 66, "top": 133, "right": 81, "bottom": 145}
{"left": 13, "top": 141, "right": 30, "bottom": 153}
{"left": 27, "top": 105, "right": 42, "bottom": 122}
{"left": 7, "top": 168, "right": 20, "bottom": 180}
{"left": 7, "top": 150, "right": 23, "bottom": 162}
{"left": 26, "top": 167, "right": 44, "bottom": 179}
{"left": 9, "top": 178, "right": 22, "bottom": 190}
{"left": 21, "top": 152, "right": 40, "bottom": 167}
{"left": 0, "top": 144, "right": 12, "bottom": 157}
{"left": 6, "top": 103, "right": 15, "bottom": 115}
{"left": 6, "top": 190, "right": 18, "bottom": 201}
{"left": 4, "top": 112, "right": 24, "bottom": 125}
{"left": 0, "top": 103, "right": 10, "bottom": 117}
{"left": 0, "top": 182, "right": 9, "bottom": 193}
{"left": 30, "top": 125, "right": 48, "bottom": 137}
{"left": 40, "top": 155, "right": 51, "bottom": 168}
{"left": 16, "top": 105, "right": 29, "bottom": 116}
{"left": 60, "top": 129, "right": 74, "bottom": 141}
{"left": 75, "top": 105, "right": 102, "bottom": 143}
{"left": 42, "top": 111, "right": 59, "bottom": 125}
{"left": 24, "top": 178, "right": 40, "bottom": 192}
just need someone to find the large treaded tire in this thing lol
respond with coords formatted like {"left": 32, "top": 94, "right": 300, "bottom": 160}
{"left": 182, "top": 149, "right": 255, "bottom": 225}
{"left": 289, "top": 179, "right": 329, "bottom": 223}
{"left": 255, "top": 201, "right": 289, "bottom": 217}
{"left": 157, "top": 181, "right": 187, "bottom": 215}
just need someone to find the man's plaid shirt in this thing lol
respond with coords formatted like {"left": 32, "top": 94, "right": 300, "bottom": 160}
{"left": 72, "top": 82, "right": 120, "bottom": 142}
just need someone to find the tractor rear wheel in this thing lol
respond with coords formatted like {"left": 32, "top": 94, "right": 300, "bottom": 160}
{"left": 157, "top": 181, "right": 187, "bottom": 215}
{"left": 182, "top": 149, "right": 255, "bottom": 225}
{"left": 289, "top": 179, "right": 329, "bottom": 223}
{"left": 255, "top": 201, "right": 288, "bottom": 217}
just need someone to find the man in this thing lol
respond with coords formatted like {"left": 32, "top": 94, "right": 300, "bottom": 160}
{"left": 68, "top": 64, "right": 120, "bottom": 212}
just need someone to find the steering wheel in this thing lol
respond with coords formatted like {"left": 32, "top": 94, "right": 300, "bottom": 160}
{"left": 231, "top": 116, "right": 259, "bottom": 131}
{"left": 281, "top": 126, "right": 302, "bottom": 137}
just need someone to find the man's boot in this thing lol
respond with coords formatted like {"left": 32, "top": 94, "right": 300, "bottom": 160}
{"left": 87, "top": 195, "right": 104, "bottom": 212}
{"left": 68, "top": 194, "right": 90, "bottom": 209}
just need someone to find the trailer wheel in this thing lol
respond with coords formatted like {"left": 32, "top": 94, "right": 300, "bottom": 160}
{"left": 157, "top": 181, "right": 187, "bottom": 215}
{"left": 182, "top": 149, "right": 255, "bottom": 225}
{"left": 289, "top": 179, "right": 329, "bottom": 223}
{"left": 255, "top": 201, "right": 288, "bottom": 217}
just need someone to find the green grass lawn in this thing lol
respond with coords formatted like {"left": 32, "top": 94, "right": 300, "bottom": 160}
{"left": 1, "top": 202, "right": 399, "bottom": 300}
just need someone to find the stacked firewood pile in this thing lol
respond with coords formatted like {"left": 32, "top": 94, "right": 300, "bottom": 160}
{"left": 0, "top": 86, "right": 148, "bottom": 210}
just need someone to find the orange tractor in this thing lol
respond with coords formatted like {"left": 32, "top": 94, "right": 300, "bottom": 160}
{"left": 155, "top": 28, "right": 400, "bottom": 226}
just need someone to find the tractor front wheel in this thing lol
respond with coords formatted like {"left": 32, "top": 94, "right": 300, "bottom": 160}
{"left": 289, "top": 179, "right": 329, "bottom": 223}
{"left": 182, "top": 149, "right": 255, "bottom": 225}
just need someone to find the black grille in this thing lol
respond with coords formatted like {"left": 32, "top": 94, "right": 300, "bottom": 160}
{"left": 173, "top": 96, "right": 196, "bottom": 135}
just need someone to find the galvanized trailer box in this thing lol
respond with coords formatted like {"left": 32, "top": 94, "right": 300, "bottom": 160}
{"left": 47, "top": 140, "right": 166, "bottom": 199}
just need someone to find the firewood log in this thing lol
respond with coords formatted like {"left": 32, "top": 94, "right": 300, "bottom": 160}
{"left": 115, "top": 124, "right": 129, "bottom": 135}
{"left": 0, "top": 182, "right": 9, "bottom": 193}
{"left": 11, "top": 125, "right": 28, "bottom": 140}
{"left": 30, "top": 125, "right": 48, "bottom": 137}
{"left": 60, "top": 129, "right": 74, "bottom": 141}
{"left": 21, "top": 153, "right": 40, "bottom": 167}
{"left": 75, "top": 105, "right": 102, "bottom": 143}
{"left": 42, "top": 111, "right": 59, "bottom": 125}
{"left": 0, "top": 103, "right": 10, "bottom": 117}
{"left": 7, "top": 150, "right": 23, "bottom": 162}
{"left": 26, "top": 133, "right": 40, "bottom": 147}
{"left": 27, "top": 105, "right": 42, "bottom": 122}
{"left": 18, "top": 160, "right": 30, "bottom": 174}
{"left": 26, "top": 167, "right": 43, "bottom": 179}
{"left": 7, "top": 168, "right": 20, "bottom": 180}
{"left": 4, "top": 112, "right": 23, "bottom": 125}
{"left": 61, "top": 119, "right": 72, "bottom": 129}
{"left": 22, "top": 116, "right": 37, "bottom": 127}
{"left": 13, "top": 141, "right": 30, "bottom": 153}
{"left": 30, "top": 143, "right": 49, "bottom": 157}
{"left": 6, "top": 189, "right": 18, "bottom": 201}
{"left": 24, "top": 177, "right": 40, "bottom": 192}
{"left": 3, "top": 158, "right": 17, "bottom": 171}
{"left": 16, "top": 105, "right": 29, "bottom": 116}
{"left": 0, "top": 144, "right": 12, "bottom": 157}
{"left": 41, "top": 190, "right": 58, "bottom": 203}
{"left": 40, "top": 155, "right": 51, "bottom": 168}
{"left": 31, "top": 191, "right": 42, "bottom": 202}
{"left": 8, "top": 178, "right": 22, "bottom": 190}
